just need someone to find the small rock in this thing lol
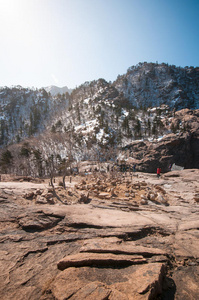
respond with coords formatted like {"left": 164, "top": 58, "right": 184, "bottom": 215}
{"left": 140, "top": 181, "right": 147, "bottom": 186}
{"left": 141, "top": 194, "right": 147, "bottom": 200}
{"left": 157, "top": 193, "right": 168, "bottom": 204}
{"left": 93, "top": 189, "right": 99, "bottom": 195}
{"left": 68, "top": 190, "right": 73, "bottom": 196}
{"left": 194, "top": 194, "right": 199, "bottom": 203}
{"left": 140, "top": 199, "right": 148, "bottom": 205}
{"left": 147, "top": 192, "right": 157, "bottom": 201}
{"left": 47, "top": 198, "right": 55, "bottom": 204}
{"left": 24, "top": 192, "right": 35, "bottom": 199}
{"left": 36, "top": 196, "right": 48, "bottom": 204}
{"left": 35, "top": 189, "right": 43, "bottom": 195}
{"left": 133, "top": 184, "right": 140, "bottom": 190}
{"left": 79, "top": 192, "right": 90, "bottom": 203}
{"left": 98, "top": 192, "right": 110, "bottom": 199}
{"left": 188, "top": 261, "right": 197, "bottom": 266}
{"left": 44, "top": 192, "right": 54, "bottom": 199}
{"left": 111, "top": 181, "right": 117, "bottom": 186}
{"left": 155, "top": 185, "right": 166, "bottom": 194}
{"left": 110, "top": 188, "right": 116, "bottom": 196}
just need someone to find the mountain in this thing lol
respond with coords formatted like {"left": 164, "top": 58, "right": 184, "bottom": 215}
{"left": 44, "top": 85, "right": 72, "bottom": 96}
{"left": 113, "top": 62, "right": 199, "bottom": 110}
{"left": 0, "top": 62, "right": 199, "bottom": 175}
{"left": 0, "top": 86, "right": 69, "bottom": 145}
{"left": 45, "top": 62, "right": 199, "bottom": 153}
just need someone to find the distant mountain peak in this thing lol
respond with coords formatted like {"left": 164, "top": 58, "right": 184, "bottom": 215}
{"left": 44, "top": 85, "right": 72, "bottom": 96}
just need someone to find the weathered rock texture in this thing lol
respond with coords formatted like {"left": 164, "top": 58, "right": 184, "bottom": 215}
{"left": 123, "top": 109, "right": 199, "bottom": 172}
{"left": 0, "top": 169, "right": 199, "bottom": 299}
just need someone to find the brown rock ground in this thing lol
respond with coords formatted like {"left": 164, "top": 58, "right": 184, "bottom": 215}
{"left": 0, "top": 169, "right": 199, "bottom": 299}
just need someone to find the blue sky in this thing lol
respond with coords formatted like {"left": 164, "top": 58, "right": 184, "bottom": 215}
{"left": 0, "top": 0, "right": 198, "bottom": 89}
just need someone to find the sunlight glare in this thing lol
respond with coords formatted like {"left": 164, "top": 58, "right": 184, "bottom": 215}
{"left": 0, "top": 0, "right": 17, "bottom": 17}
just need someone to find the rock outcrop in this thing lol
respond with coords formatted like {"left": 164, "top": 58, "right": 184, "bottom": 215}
{"left": 123, "top": 109, "right": 199, "bottom": 172}
{"left": 0, "top": 169, "right": 199, "bottom": 299}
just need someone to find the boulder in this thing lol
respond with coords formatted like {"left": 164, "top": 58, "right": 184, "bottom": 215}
{"left": 47, "top": 263, "right": 166, "bottom": 300}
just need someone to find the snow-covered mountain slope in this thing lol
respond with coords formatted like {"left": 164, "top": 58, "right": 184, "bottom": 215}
{"left": 44, "top": 85, "right": 72, "bottom": 96}
{"left": 113, "top": 62, "right": 199, "bottom": 110}
{"left": 0, "top": 86, "right": 69, "bottom": 145}
{"left": 48, "top": 63, "right": 199, "bottom": 147}
{"left": 0, "top": 62, "right": 198, "bottom": 150}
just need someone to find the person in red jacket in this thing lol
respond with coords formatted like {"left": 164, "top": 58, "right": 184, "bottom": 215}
{"left": 157, "top": 167, "right": 161, "bottom": 178}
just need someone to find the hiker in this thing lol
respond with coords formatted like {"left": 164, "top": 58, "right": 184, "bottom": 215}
{"left": 133, "top": 164, "right": 136, "bottom": 172}
{"left": 169, "top": 164, "right": 172, "bottom": 171}
{"left": 157, "top": 167, "right": 161, "bottom": 178}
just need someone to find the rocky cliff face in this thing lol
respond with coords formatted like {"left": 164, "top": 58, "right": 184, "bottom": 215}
{"left": 122, "top": 109, "right": 199, "bottom": 172}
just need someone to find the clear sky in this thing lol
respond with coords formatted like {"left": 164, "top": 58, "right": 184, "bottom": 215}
{"left": 0, "top": 0, "right": 198, "bottom": 89}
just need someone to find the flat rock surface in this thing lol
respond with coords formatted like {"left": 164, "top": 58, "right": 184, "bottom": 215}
{"left": 0, "top": 169, "right": 199, "bottom": 299}
{"left": 50, "top": 263, "right": 165, "bottom": 300}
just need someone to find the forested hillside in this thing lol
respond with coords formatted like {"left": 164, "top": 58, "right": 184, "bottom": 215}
{"left": 0, "top": 62, "right": 198, "bottom": 176}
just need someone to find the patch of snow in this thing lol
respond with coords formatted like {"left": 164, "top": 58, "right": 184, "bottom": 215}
{"left": 75, "top": 119, "right": 98, "bottom": 134}
{"left": 149, "top": 107, "right": 157, "bottom": 112}
{"left": 84, "top": 98, "right": 90, "bottom": 104}
{"left": 157, "top": 135, "right": 165, "bottom": 141}
{"left": 122, "top": 109, "right": 129, "bottom": 117}
{"left": 96, "top": 129, "right": 104, "bottom": 140}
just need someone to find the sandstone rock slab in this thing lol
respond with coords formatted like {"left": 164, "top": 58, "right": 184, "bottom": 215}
{"left": 57, "top": 252, "right": 146, "bottom": 270}
{"left": 47, "top": 263, "right": 165, "bottom": 300}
